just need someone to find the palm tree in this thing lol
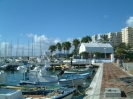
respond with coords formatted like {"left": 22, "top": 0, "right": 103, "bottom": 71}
{"left": 73, "top": 39, "right": 80, "bottom": 56}
{"left": 81, "top": 36, "right": 92, "bottom": 43}
{"left": 48, "top": 45, "right": 56, "bottom": 59}
{"left": 61, "top": 41, "right": 71, "bottom": 58}
{"left": 56, "top": 42, "right": 62, "bottom": 58}
{"left": 65, "top": 41, "right": 71, "bottom": 58}
{"left": 62, "top": 42, "right": 66, "bottom": 54}
{"left": 100, "top": 34, "right": 109, "bottom": 43}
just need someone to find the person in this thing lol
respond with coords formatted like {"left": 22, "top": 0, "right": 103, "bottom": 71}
{"left": 57, "top": 69, "right": 64, "bottom": 76}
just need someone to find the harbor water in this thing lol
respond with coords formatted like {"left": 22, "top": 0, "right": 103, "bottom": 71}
{"left": 2, "top": 68, "right": 97, "bottom": 99}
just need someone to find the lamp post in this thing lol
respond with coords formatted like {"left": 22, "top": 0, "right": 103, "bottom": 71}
{"left": 70, "top": 57, "right": 72, "bottom": 67}
{"left": 104, "top": 48, "right": 106, "bottom": 60}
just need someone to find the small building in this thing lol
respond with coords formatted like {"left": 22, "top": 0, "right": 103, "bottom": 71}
{"left": 79, "top": 43, "right": 114, "bottom": 58}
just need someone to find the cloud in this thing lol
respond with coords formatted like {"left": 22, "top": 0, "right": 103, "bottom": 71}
{"left": 0, "top": 34, "right": 76, "bottom": 56}
{"left": 20, "top": 34, "right": 23, "bottom": 36}
{"left": 67, "top": 38, "right": 74, "bottom": 43}
{"left": 126, "top": 16, "right": 133, "bottom": 26}
{"left": 27, "top": 33, "right": 35, "bottom": 37}
{"left": 103, "top": 15, "right": 108, "bottom": 18}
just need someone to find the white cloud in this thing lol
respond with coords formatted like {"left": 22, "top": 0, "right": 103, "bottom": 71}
{"left": 126, "top": 16, "right": 133, "bottom": 26}
{"left": 54, "top": 38, "right": 61, "bottom": 44}
{"left": 27, "top": 33, "right": 35, "bottom": 37}
{"left": 20, "top": 34, "right": 23, "bottom": 36}
{"left": 67, "top": 38, "right": 74, "bottom": 43}
{"left": 0, "top": 34, "right": 76, "bottom": 56}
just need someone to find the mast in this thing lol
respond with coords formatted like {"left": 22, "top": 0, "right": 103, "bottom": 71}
{"left": 10, "top": 41, "right": 12, "bottom": 58}
{"left": 4, "top": 34, "right": 7, "bottom": 59}
{"left": 40, "top": 35, "right": 42, "bottom": 57}
{"left": 28, "top": 41, "right": 29, "bottom": 57}
{"left": 32, "top": 38, "right": 33, "bottom": 57}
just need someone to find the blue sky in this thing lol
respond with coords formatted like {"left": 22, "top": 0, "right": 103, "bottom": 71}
{"left": 0, "top": 0, "right": 133, "bottom": 56}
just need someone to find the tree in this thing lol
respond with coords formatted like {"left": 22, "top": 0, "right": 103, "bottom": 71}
{"left": 62, "top": 41, "right": 71, "bottom": 58}
{"left": 62, "top": 42, "right": 66, "bottom": 54}
{"left": 56, "top": 42, "right": 62, "bottom": 58}
{"left": 100, "top": 34, "right": 109, "bottom": 43}
{"left": 93, "top": 52, "right": 101, "bottom": 59}
{"left": 80, "top": 51, "right": 88, "bottom": 59}
{"left": 72, "top": 39, "right": 80, "bottom": 56}
{"left": 65, "top": 41, "right": 71, "bottom": 58}
{"left": 81, "top": 36, "right": 92, "bottom": 43}
{"left": 114, "top": 43, "right": 131, "bottom": 59}
{"left": 48, "top": 45, "right": 56, "bottom": 59}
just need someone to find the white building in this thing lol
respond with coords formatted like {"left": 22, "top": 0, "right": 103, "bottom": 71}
{"left": 121, "top": 27, "right": 133, "bottom": 47}
{"left": 107, "top": 32, "right": 122, "bottom": 46}
{"left": 79, "top": 43, "right": 114, "bottom": 54}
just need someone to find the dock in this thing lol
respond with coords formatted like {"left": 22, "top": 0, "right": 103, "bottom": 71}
{"left": 84, "top": 62, "right": 133, "bottom": 99}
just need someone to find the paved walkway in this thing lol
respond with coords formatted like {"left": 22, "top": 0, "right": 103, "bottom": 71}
{"left": 84, "top": 62, "right": 133, "bottom": 99}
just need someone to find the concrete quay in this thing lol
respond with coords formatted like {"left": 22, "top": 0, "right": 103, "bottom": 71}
{"left": 84, "top": 62, "right": 133, "bottom": 99}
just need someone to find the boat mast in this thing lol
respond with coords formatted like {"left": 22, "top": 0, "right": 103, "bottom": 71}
{"left": 16, "top": 38, "right": 19, "bottom": 58}
{"left": 32, "top": 38, "right": 33, "bottom": 57}
{"left": 4, "top": 34, "right": 7, "bottom": 59}
{"left": 28, "top": 41, "right": 29, "bottom": 57}
{"left": 40, "top": 35, "right": 42, "bottom": 57}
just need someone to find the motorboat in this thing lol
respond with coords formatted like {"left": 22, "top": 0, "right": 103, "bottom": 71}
{"left": 0, "top": 71, "right": 23, "bottom": 99}
{"left": 2, "top": 84, "right": 76, "bottom": 99}
{"left": 59, "top": 72, "right": 87, "bottom": 87}
{"left": 0, "top": 64, "right": 8, "bottom": 70}
{"left": 0, "top": 70, "right": 76, "bottom": 99}
{"left": 18, "top": 63, "right": 58, "bottom": 85}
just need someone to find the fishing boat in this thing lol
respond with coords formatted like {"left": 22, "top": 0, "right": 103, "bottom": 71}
{"left": 59, "top": 72, "right": 88, "bottom": 87}
{"left": 64, "top": 64, "right": 95, "bottom": 77}
{"left": 18, "top": 63, "right": 58, "bottom": 85}
{"left": 0, "top": 64, "right": 8, "bottom": 70}
{"left": 0, "top": 71, "right": 76, "bottom": 99}
{"left": 2, "top": 84, "right": 76, "bottom": 99}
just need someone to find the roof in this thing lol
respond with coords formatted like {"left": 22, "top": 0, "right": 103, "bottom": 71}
{"left": 79, "top": 43, "right": 114, "bottom": 53}
{"left": 82, "top": 43, "right": 113, "bottom": 48}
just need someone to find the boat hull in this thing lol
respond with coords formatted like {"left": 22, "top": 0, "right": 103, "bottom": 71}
{"left": 59, "top": 77, "right": 86, "bottom": 87}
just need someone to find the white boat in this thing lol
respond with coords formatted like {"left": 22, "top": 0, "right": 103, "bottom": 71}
{"left": 0, "top": 71, "right": 75, "bottom": 99}
{"left": 0, "top": 71, "right": 24, "bottom": 99}
{"left": 59, "top": 72, "right": 87, "bottom": 87}
{"left": 0, "top": 70, "right": 7, "bottom": 83}
{"left": 44, "top": 61, "right": 52, "bottom": 69}
{"left": 19, "top": 63, "right": 58, "bottom": 85}
{"left": 0, "top": 64, "right": 8, "bottom": 70}
{"left": 2, "top": 85, "right": 76, "bottom": 99}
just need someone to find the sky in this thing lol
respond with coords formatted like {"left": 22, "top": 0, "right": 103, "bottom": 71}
{"left": 0, "top": 0, "right": 133, "bottom": 57}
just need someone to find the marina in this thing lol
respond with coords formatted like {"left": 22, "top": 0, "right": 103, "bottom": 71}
{"left": 0, "top": 62, "right": 97, "bottom": 99}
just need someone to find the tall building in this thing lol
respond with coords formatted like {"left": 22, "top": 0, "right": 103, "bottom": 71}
{"left": 92, "top": 35, "right": 98, "bottom": 42}
{"left": 107, "top": 32, "right": 122, "bottom": 46}
{"left": 121, "top": 27, "right": 133, "bottom": 47}
{"left": 92, "top": 32, "right": 122, "bottom": 46}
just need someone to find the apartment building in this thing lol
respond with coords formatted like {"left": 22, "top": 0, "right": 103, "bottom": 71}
{"left": 92, "top": 35, "right": 98, "bottom": 42}
{"left": 121, "top": 27, "right": 133, "bottom": 47}
{"left": 92, "top": 32, "right": 122, "bottom": 46}
{"left": 107, "top": 32, "right": 122, "bottom": 46}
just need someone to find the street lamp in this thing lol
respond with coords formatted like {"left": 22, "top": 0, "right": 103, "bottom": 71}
{"left": 70, "top": 57, "right": 72, "bottom": 67}
{"left": 104, "top": 48, "right": 106, "bottom": 60}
